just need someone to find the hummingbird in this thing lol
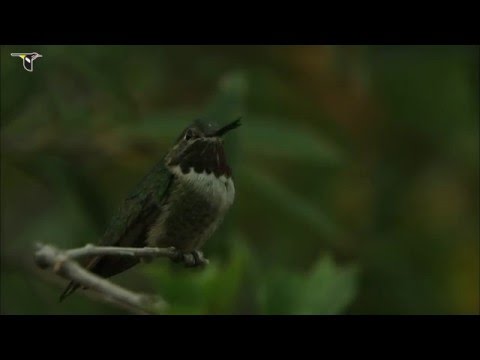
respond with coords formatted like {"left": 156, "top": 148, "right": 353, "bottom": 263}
{"left": 60, "top": 118, "right": 241, "bottom": 301}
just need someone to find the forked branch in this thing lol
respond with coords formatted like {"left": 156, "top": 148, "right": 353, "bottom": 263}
{"left": 34, "top": 243, "right": 180, "bottom": 314}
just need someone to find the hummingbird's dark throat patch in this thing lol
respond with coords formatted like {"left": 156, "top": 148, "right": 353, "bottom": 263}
{"left": 169, "top": 139, "right": 232, "bottom": 177}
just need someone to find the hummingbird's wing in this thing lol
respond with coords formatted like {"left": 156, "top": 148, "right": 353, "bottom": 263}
{"left": 60, "top": 160, "right": 173, "bottom": 301}
{"left": 99, "top": 160, "right": 173, "bottom": 249}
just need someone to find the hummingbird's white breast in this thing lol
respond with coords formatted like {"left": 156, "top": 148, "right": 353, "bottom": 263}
{"left": 146, "top": 165, "right": 235, "bottom": 251}
{"left": 174, "top": 166, "right": 235, "bottom": 212}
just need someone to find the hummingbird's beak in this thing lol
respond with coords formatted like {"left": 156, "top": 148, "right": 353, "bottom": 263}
{"left": 213, "top": 117, "right": 242, "bottom": 137}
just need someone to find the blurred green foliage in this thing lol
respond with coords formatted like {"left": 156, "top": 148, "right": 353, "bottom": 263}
{"left": 1, "top": 45, "right": 478, "bottom": 314}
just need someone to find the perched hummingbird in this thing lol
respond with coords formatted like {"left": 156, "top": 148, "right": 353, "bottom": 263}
{"left": 60, "top": 118, "right": 241, "bottom": 301}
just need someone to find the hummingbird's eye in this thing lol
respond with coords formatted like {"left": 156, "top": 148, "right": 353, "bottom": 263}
{"left": 184, "top": 129, "right": 196, "bottom": 141}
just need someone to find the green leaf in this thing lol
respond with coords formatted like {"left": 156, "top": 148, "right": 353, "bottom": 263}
{"left": 259, "top": 270, "right": 302, "bottom": 315}
{"left": 141, "top": 262, "right": 213, "bottom": 314}
{"left": 296, "top": 254, "right": 359, "bottom": 314}
{"left": 260, "top": 254, "right": 359, "bottom": 315}
{"left": 141, "top": 235, "right": 249, "bottom": 314}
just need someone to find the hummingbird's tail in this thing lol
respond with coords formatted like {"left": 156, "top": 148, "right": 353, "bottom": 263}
{"left": 58, "top": 256, "right": 139, "bottom": 302}
{"left": 59, "top": 281, "right": 82, "bottom": 302}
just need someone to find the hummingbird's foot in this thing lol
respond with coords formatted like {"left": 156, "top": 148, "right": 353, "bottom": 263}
{"left": 170, "top": 249, "right": 209, "bottom": 267}
{"left": 185, "top": 250, "right": 209, "bottom": 268}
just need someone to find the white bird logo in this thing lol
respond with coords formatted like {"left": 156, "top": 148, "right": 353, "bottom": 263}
{"left": 10, "top": 52, "right": 43, "bottom": 72}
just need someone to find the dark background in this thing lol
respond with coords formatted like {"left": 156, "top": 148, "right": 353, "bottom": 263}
{"left": 1, "top": 45, "right": 478, "bottom": 314}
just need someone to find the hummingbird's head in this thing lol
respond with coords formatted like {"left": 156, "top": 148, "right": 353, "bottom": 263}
{"left": 165, "top": 118, "right": 241, "bottom": 178}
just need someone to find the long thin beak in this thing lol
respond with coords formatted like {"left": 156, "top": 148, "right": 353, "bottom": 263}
{"left": 213, "top": 117, "right": 242, "bottom": 137}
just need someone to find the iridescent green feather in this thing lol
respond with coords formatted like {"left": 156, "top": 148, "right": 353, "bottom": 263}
{"left": 99, "top": 158, "right": 173, "bottom": 247}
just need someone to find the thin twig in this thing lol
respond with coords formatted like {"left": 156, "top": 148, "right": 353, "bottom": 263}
{"left": 34, "top": 243, "right": 179, "bottom": 314}
{"left": 64, "top": 244, "right": 178, "bottom": 260}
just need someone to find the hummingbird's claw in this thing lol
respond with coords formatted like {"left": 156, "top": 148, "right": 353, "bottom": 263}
{"left": 170, "top": 248, "right": 209, "bottom": 268}
{"left": 186, "top": 250, "right": 209, "bottom": 268}
{"left": 183, "top": 253, "right": 196, "bottom": 267}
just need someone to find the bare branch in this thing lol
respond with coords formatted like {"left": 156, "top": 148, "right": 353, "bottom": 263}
{"left": 64, "top": 244, "right": 178, "bottom": 260}
{"left": 34, "top": 243, "right": 179, "bottom": 314}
